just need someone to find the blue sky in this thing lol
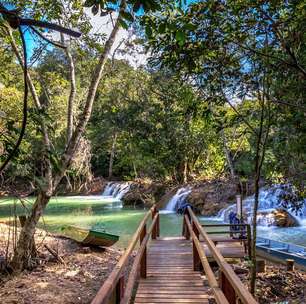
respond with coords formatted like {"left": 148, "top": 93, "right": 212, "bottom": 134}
{"left": 3, "top": 0, "right": 199, "bottom": 66}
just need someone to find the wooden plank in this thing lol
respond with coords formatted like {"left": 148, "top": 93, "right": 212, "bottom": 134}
{"left": 91, "top": 207, "right": 155, "bottom": 304}
{"left": 134, "top": 298, "right": 209, "bottom": 304}
{"left": 134, "top": 237, "right": 211, "bottom": 304}
{"left": 187, "top": 207, "right": 258, "bottom": 304}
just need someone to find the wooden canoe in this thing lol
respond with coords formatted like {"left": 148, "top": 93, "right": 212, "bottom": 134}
{"left": 61, "top": 225, "right": 119, "bottom": 247}
{"left": 256, "top": 237, "right": 306, "bottom": 267}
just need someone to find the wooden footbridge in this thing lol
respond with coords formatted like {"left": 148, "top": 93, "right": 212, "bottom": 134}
{"left": 91, "top": 206, "right": 257, "bottom": 304}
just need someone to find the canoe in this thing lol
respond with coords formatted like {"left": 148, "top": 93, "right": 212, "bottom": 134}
{"left": 256, "top": 237, "right": 306, "bottom": 267}
{"left": 61, "top": 225, "right": 119, "bottom": 247}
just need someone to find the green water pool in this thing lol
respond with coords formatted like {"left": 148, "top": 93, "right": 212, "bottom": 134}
{"left": 0, "top": 196, "right": 186, "bottom": 247}
{"left": 1, "top": 196, "right": 305, "bottom": 248}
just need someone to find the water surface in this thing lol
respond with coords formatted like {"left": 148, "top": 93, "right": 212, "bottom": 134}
{"left": 1, "top": 196, "right": 305, "bottom": 248}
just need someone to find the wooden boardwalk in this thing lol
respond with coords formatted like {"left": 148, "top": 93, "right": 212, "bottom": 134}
{"left": 135, "top": 237, "right": 211, "bottom": 304}
{"left": 91, "top": 206, "right": 258, "bottom": 304}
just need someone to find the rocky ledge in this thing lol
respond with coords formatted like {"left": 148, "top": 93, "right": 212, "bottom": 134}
{"left": 121, "top": 180, "right": 167, "bottom": 207}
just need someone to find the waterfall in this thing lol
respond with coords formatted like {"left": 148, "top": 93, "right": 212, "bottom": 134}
{"left": 216, "top": 184, "right": 306, "bottom": 226}
{"left": 102, "top": 182, "right": 131, "bottom": 200}
{"left": 164, "top": 187, "right": 192, "bottom": 212}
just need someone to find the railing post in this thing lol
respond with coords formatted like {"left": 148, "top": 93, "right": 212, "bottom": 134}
{"left": 184, "top": 210, "right": 190, "bottom": 240}
{"left": 220, "top": 271, "right": 236, "bottom": 304}
{"left": 115, "top": 275, "right": 125, "bottom": 304}
{"left": 156, "top": 212, "right": 160, "bottom": 237}
{"left": 182, "top": 216, "right": 186, "bottom": 238}
{"left": 140, "top": 224, "right": 147, "bottom": 278}
{"left": 246, "top": 224, "right": 252, "bottom": 260}
{"left": 192, "top": 221, "right": 200, "bottom": 271}
{"left": 152, "top": 207, "right": 157, "bottom": 240}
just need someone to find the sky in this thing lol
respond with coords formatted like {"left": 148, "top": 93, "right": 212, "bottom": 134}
{"left": 21, "top": 8, "right": 147, "bottom": 68}
{"left": 6, "top": 1, "right": 198, "bottom": 67}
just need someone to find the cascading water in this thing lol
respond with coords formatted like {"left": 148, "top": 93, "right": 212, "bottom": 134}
{"left": 216, "top": 184, "right": 306, "bottom": 226}
{"left": 102, "top": 182, "right": 131, "bottom": 200}
{"left": 164, "top": 187, "right": 192, "bottom": 212}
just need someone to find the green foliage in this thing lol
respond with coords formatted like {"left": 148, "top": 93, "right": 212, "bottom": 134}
{"left": 0, "top": 0, "right": 305, "bottom": 192}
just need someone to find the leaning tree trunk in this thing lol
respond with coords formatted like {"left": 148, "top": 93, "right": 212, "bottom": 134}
{"left": 9, "top": 1, "right": 125, "bottom": 272}
{"left": 10, "top": 192, "right": 51, "bottom": 271}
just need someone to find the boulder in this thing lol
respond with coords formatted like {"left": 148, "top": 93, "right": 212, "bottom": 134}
{"left": 187, "top": 180, "right": 237, "bottom": 216}
{"left": 256, "top": 209, "right": 298, "bottom": 227}
{"left": 122, "top": 181, "right": 167, "bottom": 207}
{"left": 156, "top": 186, "right": 180, "bottom": 209}
{"left": 122, "top": 190, "right": 145, "bottom": 207}
{"left": 272, "top": 209, "right": 298, "bottom": 227}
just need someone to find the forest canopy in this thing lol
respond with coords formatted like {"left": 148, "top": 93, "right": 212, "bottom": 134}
{"left": 0, "top": 0, "right": 305, "bottom": 190}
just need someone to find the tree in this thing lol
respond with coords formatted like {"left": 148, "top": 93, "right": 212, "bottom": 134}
{"left": 0, "top": 0, "right": 163, "bottom": 272}
{"left": 141, "top": 0, "right": 305, "bottom": 294}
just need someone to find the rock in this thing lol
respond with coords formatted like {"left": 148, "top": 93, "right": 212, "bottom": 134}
{"left": 122, "top": 190, "right": 145, "bottom": 206}
{"left": 122, "top": 180, "right": 167, "bottom": 207}
{"left": 272, "top": 209, "right": 298, "bottom": 227}
{"left": 256, "top": 209, "right": 298, "bottom": 227}
{"left": 86, "top": 177, "right": 107, "bottom": 194}
{"left": 156, "top": 187, "right": 180, "bottom": 209}
{"left": 187, "top": 180, "right": 237, "bottom": 216}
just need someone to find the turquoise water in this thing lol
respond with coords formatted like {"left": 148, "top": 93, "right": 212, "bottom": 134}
{"left": 0, "top": 196, "right": 184, "bottom": 247}
{"left": 1, "top": 196, "right": 305, "bottom": 248}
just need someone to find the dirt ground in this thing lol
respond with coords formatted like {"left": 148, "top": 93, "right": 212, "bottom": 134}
{"left": 1, "top": 223, "right": 306, "bottom": 304}
{"left": 237, "top": 261, "right": 306, "bottom": 304}
{"left": 0, "top": 223, "right": 126, "bottom": 304}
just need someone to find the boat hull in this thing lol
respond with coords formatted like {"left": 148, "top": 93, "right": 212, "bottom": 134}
{"left": 256, "top": 237, "right": 306, "bottom": 268}
{"left": 62, "top": 226, "right": 119, "bottom": 247}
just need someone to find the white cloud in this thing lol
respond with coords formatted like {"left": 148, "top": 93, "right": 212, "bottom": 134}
{"left": 85, "top": 9, "right": 148, "bottom": 68}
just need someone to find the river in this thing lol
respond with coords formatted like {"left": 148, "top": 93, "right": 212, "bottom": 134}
{"left": 0, "top": 183, "right": 305, "bottom": 248}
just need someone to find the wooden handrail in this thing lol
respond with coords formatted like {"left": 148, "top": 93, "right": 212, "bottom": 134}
{"left": 202, "top": 224, "right": 250, "bottom": 227}
{"left": 186, "top": 207, "right": 258, "bottom": 304}
{"left": 184, "top": 215, "right": 230, "bottom": 304}
{"left": 120, "top": 212, "right": 159, "bottom": 304}
{"left": 91, "top": 206, "right": 158, "bottom": 304}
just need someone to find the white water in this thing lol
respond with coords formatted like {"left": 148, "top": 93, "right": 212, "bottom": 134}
{"left": 216, "top": 184, "right": 306, "bottom": 226}
{"left": 164, "top": 187, "right": 192, "bottom": 212}
{"left": 102, "top": 182, "right": 131, "bottom": 200}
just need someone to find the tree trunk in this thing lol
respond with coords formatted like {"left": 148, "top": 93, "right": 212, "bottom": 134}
{"left": 10, "top": 192, "right": 51, "bottom": 272}
{"left": 53, "top": 4, "right": 124, "bottom": 187}
{"left": 221, "top": 129, "right": 236, "bottom": 180}
{"left": 221, "top": 128, "right": 242, "bottom": 195}
{"left": 64, "top": 37, "right": 76, "bottom": 143}
{"left": 108, "top": 133, "right": 117, "bottom": 179}
{"left": 9, "top": 1, "right": 125, "bottom": 272}
{"left": 250, "top": 92, "right": 270, "bottom": 294}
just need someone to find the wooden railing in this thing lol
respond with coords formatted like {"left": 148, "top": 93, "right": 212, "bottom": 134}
{"left": 91, "top": 205, "right": 159, "bottom": 304}
{"left": 183, "top": 206, "right": 258, "bottom": 304}
{"left": 201, "top": 223, "right": 252, "bottom": 260}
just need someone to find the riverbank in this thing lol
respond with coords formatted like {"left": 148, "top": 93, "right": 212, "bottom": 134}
{"left": 0, "top": 223, "right": 127, "bottom": 304}
{"left": 0, "top": 223, "right": 305, "bottom": 303}
{"left": 239, "top": 261, "right": 306, "bottom": 303}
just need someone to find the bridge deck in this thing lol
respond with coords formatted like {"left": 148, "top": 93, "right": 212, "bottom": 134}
{"left": 134, "top": 237, "right": 211, "bottom": 304}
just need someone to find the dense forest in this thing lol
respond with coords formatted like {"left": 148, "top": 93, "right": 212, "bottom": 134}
{"left": 1, "top": 1, "right": 305, "bottom": 191}
{"left": 0, "top": 1, "right": 306, "bottom": 301}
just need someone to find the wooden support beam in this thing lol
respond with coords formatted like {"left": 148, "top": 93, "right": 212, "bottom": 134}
{"left": 220, "top": 271, "right": 236, "bottom": 304}
{"left": 192, "top": 221, "right": 200, "bottom": 271}
{"left": 156, "top": 213, "right": 160, "bottom": 237}
{"left": 286, "top": 259, "right": 294, "bottom": 271}
{"left": 256, "top": 259, "right": 266, "bottom": 273}
{"left": 152, "top": 208, "right": 157, "bottom": 240}
{"left": 140, "top": 224, "right": 147, "bottom": 278}
{"left": 115, "top": 276, "right": 124, "bottom": 304}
